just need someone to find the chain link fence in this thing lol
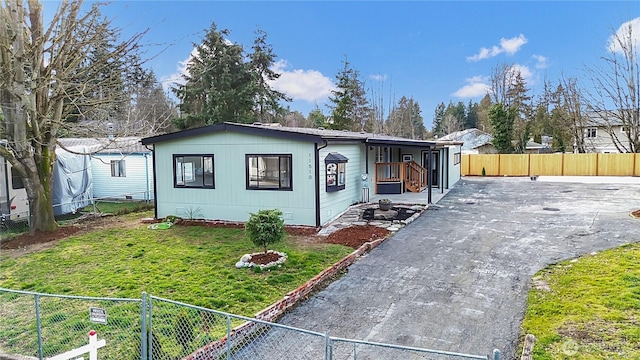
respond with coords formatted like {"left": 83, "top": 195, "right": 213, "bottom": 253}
{"left": 1, "top": 291, "right": 500, "bottom": 360}
{"left": 0, "top": 288, "right": 143, "bottom": 360}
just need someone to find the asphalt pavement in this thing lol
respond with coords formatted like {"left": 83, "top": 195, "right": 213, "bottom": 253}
{"left": 274, "top": 177, "right": 640, "bottom": 359}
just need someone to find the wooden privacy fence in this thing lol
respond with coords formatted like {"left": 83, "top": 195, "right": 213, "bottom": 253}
{"left": 462, "top": 153, "right": 640, "bottom": 177}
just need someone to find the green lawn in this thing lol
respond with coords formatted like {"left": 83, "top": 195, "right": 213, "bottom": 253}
{"left": 0, "top": 212, "right": 352, "bottom": 316}
{"left": 521, "top": 243, "right": 640, "bottom": 359}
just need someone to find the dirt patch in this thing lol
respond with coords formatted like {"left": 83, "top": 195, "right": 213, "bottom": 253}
{"left": 0, "top": 214, "right": 142, "bottom": 257}
{"left": 1, "top": 216, "right": 388, "bottom": 256}
{"left": 325, "top": 225, "right": 391, "bottom": 248}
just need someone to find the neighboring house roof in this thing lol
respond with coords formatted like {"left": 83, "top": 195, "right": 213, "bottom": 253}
{"left": 439, "top": 128, "right": 493, "bottom": 151}
{"left": 58, "top": 137, "right": 150, "bottom": 154}
{"left": 584, "top": 110, "right": 627, "bottom": 127}
{"left": 525, "top": 140, "right": 547, "bottom": 150}
{"left": 141, "top": 122, "right": 437, "bottom": 148}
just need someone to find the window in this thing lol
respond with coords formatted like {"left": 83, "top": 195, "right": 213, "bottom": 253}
{"left": 246, "top": 154, "right": 292, "bottom": 190}
{"left": 325, "top": 152, "right": 348, "bottom": 192}
{"left": 453, "top": 152, "right": 461, "bottom": 165}
{"left": 622, "top": 126, "right": 630, "bottom": 134}
{"left": 586, "top": 128, "right": 597, "bottom": 138}
{"left": 10, "top": 167, "right": 24, "bottom": 189}
{"left": 110, "top": 160, "right": 126, "bottom": 177}
{"left": 174, "top": 155, "right": 214, "bottom": 188}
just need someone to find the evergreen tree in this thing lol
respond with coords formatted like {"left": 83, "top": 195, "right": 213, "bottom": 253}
{"left": 477, "top": 94, "right": 493, "bottom": 133}
{"left": 327, "top": 58, "right": 370, "bottom": 131}
{"left": 173, "top": 23, "right": 288, "bottom": 129}
{"left": 465, "top": 100, "right": 478, "bottom": 129}
{"left": 432, "top": 102, "right": 446, "bottom": 136}
{"left": 249, "top": 29, "right": 290, "bottom": 123}
{"left": 308, "top": 105, "right": 328, "bottom": 128}
{"left": 488, "top": 103, "right": 516, "bottom": 153}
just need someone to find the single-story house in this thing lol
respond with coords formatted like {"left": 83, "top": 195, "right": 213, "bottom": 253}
{"left": 440, "top": 128, "right": 552, "bottom": 154}
{"left": 439, "top": 128, "right": 497, "bottom": 154}
{"left": 141, "top": 122, "right": 461, "bottom": 227}
{"left": 58, "top": 137, "right": 154, "bottom": 201}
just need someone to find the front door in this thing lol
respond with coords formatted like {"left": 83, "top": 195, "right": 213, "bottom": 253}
{"left": 422, "top": 151, "right": 439, "bottom": 187}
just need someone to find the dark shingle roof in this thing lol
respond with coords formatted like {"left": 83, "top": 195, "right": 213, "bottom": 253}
{"left": 141, "top": 122, "right": 436, "bottom": 148}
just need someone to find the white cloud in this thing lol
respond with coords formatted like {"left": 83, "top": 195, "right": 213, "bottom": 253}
{"left": 452, "top": 76, "right": 491, "bottom": 98}
{"left": 532, "top": 54, "right": 548, "bottom": 69}
{"left": 500, "top": 34, "right": 528, "bottom": 55}
{"left": 607, "top": 17, "right": 640, "bottom": 53}
{"left": 510, "top": 64, "right": 533, "bottom": 83}
{"left": 467, "top": 34, "right": 528, "bottom": 62}
{"left": 160, "top": 48, "right": 197, "bottom": 93}
{"left": 270, "top": 60, "right": 335, "bottom": 102}
{"left": 160, "top": 54, "right": 335, "bottom": 104}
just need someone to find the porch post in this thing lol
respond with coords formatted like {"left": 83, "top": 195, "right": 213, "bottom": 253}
{"left": 427, "top": 147, "right": 432, "bottom": 204}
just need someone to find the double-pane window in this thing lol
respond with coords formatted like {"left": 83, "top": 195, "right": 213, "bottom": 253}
{"left": 246, "top": 154, "right": 292, "bottom": 190}
{"left": 174, "top": 155, "right": 215, "bottom": 188}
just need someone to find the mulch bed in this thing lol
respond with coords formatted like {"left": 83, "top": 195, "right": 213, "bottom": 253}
{"left": 632, "top": 209, "right": 640, "bottom": 218}
{"left": 325, "top": 225, "right": 391, "bottom": 248}
{"left": 1, "top": 217, "right": 374, "bottom": 251}
{"left": 1, "top": 226, "right": 81, "bottom": 250}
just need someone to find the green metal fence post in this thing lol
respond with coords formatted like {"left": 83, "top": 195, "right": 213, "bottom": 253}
{"left": 141, "top": 292, "right": 147, "bottom": 360}
{"left": 34, "top": 294, "right": 43, "bottom": 360}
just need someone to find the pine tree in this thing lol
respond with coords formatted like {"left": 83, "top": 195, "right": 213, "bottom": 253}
{"left": 327, "top": 58, "right": 370, "bottom": 131}
{"left": 249, "top": 29, "right": 290, "bottom": 123}
{"left": 432, "top": 102, "right": 446, "bottom": 136}
{"left": 488, "top": 103, "right": 516, "bottom": 153}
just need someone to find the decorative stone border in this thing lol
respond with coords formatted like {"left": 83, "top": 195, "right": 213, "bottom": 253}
{"left": 235, "top": 250, "right": 287, "bottom": 270}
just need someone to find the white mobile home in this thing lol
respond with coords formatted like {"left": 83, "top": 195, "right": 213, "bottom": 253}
{"left": 58, "top": 138, "right": 154, "bottom": 201}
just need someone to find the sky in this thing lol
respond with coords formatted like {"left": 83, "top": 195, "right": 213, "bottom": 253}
{"left": 44, "top": 1, "right": 640, "bottom": 129}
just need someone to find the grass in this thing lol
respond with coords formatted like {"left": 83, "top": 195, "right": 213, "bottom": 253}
{"left": 521, "top": 243, "right": 640, "bottom": 360}
{"left": 0, "top": 211, "right": 352, "bottom": 316}
{"left": 0, "top": 211, "right": 354, "bottom": 358}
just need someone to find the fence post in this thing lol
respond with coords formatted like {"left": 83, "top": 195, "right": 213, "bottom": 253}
{"left": 492, "top": 348, "right": 501, "bottom": 360}
{"left": 226, "top": 315, "right": 231, "bottom": 359}
{"left": 34, "top": 294, "right": 44, "bottom": 360}
{"left": 324, "top": 332, "right": 330, "bottom": 360}
{"left": 147, "top": 297, "right": 153, "bottom": 360}
{"left": 141, "top": 292, "right": 147, "bottom": 360}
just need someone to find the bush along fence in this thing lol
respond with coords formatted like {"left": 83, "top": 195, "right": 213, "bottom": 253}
{"left": 0, "top": 287, "right": 501, "bottom": 360}
{"left": 462, "top": 153, "right": 640, "bottom": 177}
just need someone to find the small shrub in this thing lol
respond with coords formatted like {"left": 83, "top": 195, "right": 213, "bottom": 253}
{"left": 482, "top": 167, "right": 486, "bottom": 176}
{"left": 245, "top": 209, "right": 285, "bottom": 253}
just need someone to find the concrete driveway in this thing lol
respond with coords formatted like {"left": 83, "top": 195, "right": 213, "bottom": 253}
{"left": 276, "top": 177, "right": 640, "bottom": 359}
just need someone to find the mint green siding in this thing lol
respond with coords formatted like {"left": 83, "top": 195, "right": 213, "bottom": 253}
{"left": 319, "top": 143, "right": 368, "bottom": 224}
{"left": 153, "top": 132, "right": 317, "bottom": 225}
{"left": 447, "top": 144, "right": 462, "bottom": 187}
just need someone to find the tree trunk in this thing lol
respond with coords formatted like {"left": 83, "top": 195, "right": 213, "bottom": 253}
{"left": 24, "top": 148, "right": 58, "bottom": 234}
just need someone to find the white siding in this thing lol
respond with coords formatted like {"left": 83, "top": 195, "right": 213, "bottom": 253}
{"left": 91, "top": 153, "right": 153, "bottom": 200}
